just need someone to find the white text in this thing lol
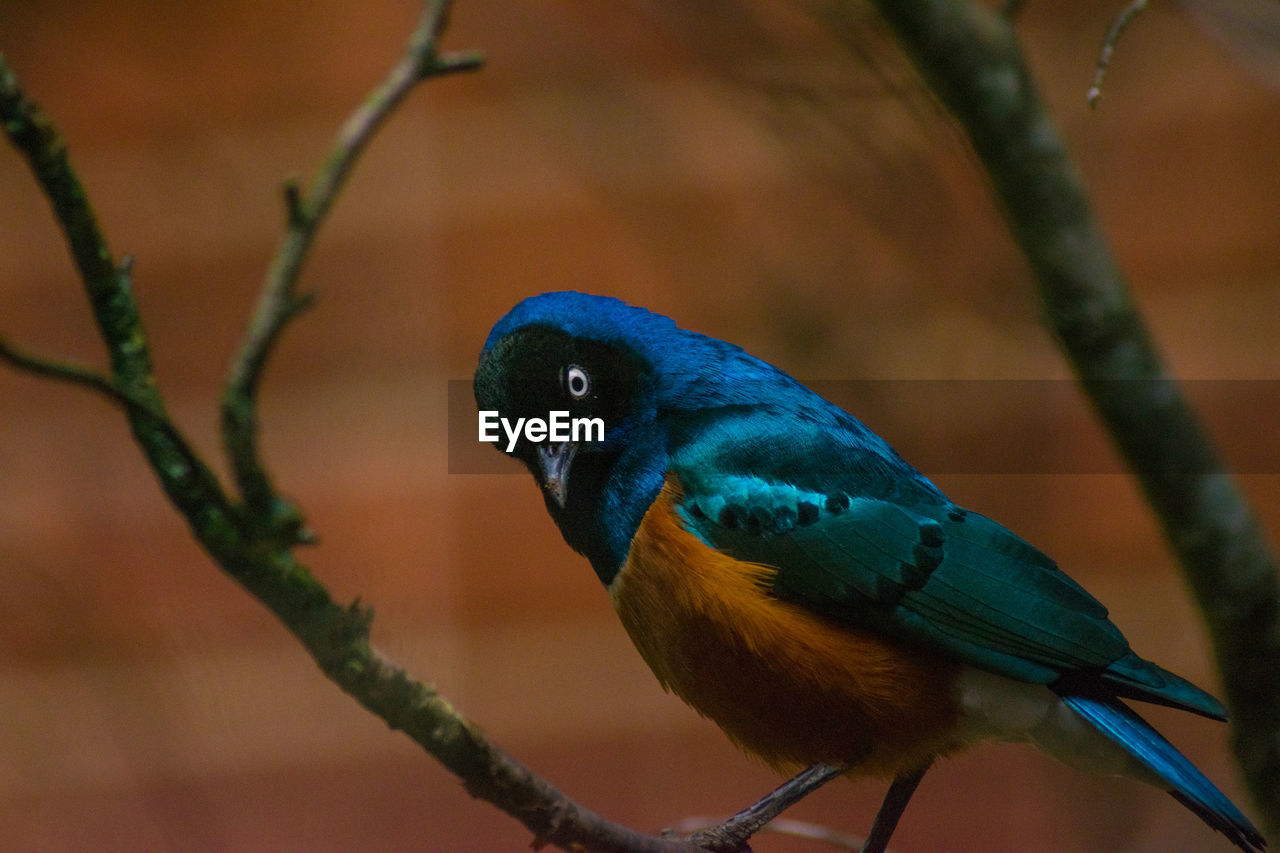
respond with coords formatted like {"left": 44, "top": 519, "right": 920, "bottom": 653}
{"left": 478, "top": 410, "right": 604, "bottom": 452}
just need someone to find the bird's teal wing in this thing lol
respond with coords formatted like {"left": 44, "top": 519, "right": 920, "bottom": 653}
{"left": 671, "top": 456, "right": 1226, "bottom": 720}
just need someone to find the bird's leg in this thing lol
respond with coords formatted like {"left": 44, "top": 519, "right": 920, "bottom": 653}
{"left": 688, "top": 762, "right": 849, "bottom": 851}
{"left": 860, "top": 760, "right": 932, "bottom": 853}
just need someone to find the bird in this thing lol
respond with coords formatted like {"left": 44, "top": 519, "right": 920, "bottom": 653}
{"left": 473, "top": 290, "right": 1265, "bottom": 852}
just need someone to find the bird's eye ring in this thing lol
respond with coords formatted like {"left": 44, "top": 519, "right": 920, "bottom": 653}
{"left": 564, "top": 365, "right": 590, "bottom": 399}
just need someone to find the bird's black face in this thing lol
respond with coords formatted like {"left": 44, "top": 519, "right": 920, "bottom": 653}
{"left": 474, "top": 324, "right": 649, "bottom": 511}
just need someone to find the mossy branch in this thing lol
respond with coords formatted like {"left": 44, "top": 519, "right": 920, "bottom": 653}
{"left": 867, "top": 0, "right": 1280, "bottom": 837}
{"left": 0, "top": 5, "right": 711, "bottom": 852}
{"left": 1, "top": 51, "right": 236, "bottom": 537}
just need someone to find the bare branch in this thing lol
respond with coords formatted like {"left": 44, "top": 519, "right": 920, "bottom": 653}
{"left": 1, "top": 9, "right": 758, "bottom": 853}
{"left": 0, "top": 336, "right": 129, "bottom": 406}
{"left": 0, "top": 256, "right": 173, "bottom": 422}
{"left": 0, "top": 54, "right": 235, "bottom": 531}
{"left": 221, "top": 0, "right": 483, "bottom": 515}
{"left": 1088, "top": 0, "right": 1152, "bottom": 107}
{"left": 867, "top": 0, "right": 1280, "bottom": 838}
{"left": 268, "top": 594, "right": 702, "bottom": 853}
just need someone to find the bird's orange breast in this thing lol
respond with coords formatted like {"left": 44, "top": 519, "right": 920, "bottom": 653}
{"left": 609, "top": 479, "right": 962, "bottom": 777}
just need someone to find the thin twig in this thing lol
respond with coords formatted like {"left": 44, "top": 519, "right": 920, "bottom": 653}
{"left": 221, "top": 0, "right": 483, "bottom": 515}
{"left": 0, "top": 337, "right": 130, "bottom": 406}
{"left": 0, "top": 255, "right": 169, "bottom": 422}
{"left": 1088, "top": 0, "right": 1151, "bottom": 108}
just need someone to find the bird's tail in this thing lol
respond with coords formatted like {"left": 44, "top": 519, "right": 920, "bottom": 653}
{"left": 1059, "top": 691, "right": 1265, "bottom": 852}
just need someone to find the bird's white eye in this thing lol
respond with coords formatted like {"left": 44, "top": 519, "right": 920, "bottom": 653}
{"left": 564, "top": 365, "right": 590, "bottom": 399}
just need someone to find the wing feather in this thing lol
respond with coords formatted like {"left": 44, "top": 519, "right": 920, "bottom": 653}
{"left": 673, "top": 454, "right": 1224, "bottom": 718}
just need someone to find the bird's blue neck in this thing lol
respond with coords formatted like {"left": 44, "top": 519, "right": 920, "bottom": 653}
{"left": 547, "top": 432, "right": 668, "bottom": 587}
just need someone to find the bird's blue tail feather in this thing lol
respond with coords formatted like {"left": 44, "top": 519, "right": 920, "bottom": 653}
{"left": 1060, "top": 692, "right": 1265, "bottom": 852}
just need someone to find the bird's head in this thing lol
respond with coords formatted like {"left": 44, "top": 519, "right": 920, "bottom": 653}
{"left": 475, "top": 294, "right": 656, "bottom": 504}
{"left": 474, "top": 292, "right": 689, "bottom": 577}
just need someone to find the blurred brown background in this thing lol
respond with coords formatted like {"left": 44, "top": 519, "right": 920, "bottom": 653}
{"left": 2, "top": 1, "right": 1278, "bottom": 850}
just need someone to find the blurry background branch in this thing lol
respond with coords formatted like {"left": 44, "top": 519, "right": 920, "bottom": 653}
{"left": 867, "top": 0, "right": 1280, "bottom": 838}
{"left": 1088, "top": 0, "right": 1151, "bottom": 107}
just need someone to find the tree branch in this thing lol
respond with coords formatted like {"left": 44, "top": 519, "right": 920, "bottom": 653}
{"left": 867, "top": 0, "right": 1280, "bottom": 838}
{"left": 1, "top": 10, "right": 749, "bottom": 853}
{"left": 1, "top": 51, "right": 237, "bottom": 537}
{"left": 220, "top": 0, "right": 482, "bottom": 517}
{"left": 0, "top": 332, "right": 132, "bottom": 408}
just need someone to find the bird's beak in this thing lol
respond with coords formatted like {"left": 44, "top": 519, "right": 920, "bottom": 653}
{"left": 535, "top": 441, "right": 578, "bottom": 508}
